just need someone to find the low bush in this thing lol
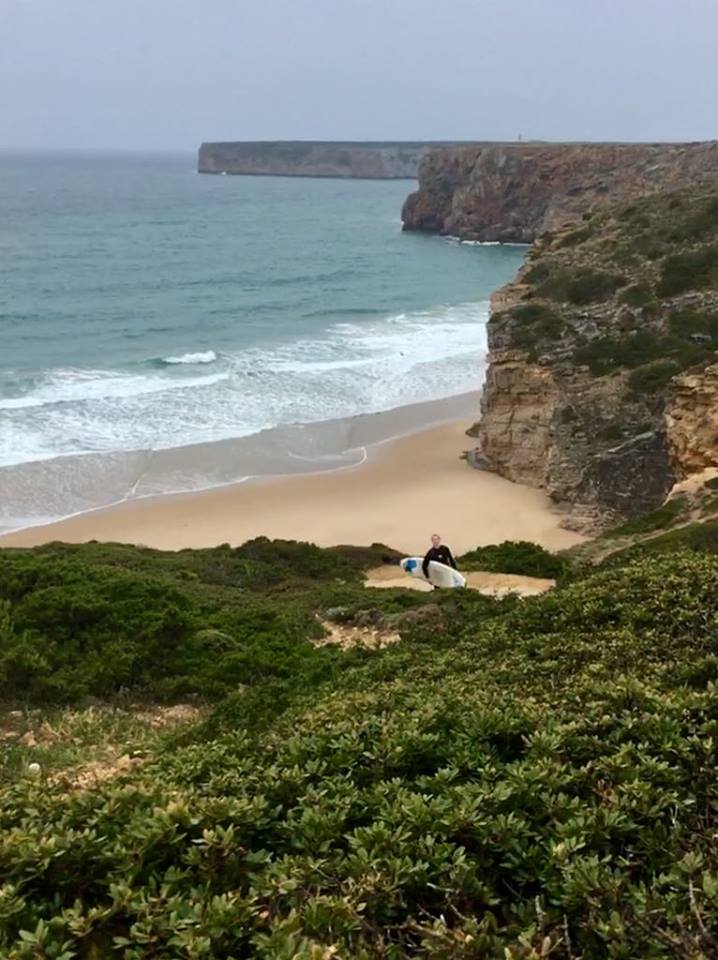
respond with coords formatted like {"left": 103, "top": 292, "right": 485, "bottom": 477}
{"left": 4, "top": 553, "right": 718, "bottom": 956}
{"left": 556, "top": 225, "right": 592, "bottom": 248}
{"left": 0, "top": 542, "right": 402, "bottom": 706}
{"left": 458, "top": 539, "right": 569, "bottom": 579}
{"left": 565, "top": 267, "right": 624, "bottom": 304}
{"left": 574, "top": 320, "right": 718, "bottom": 381}
{"left": 668, "top": 307, "right": 718, "bottom": 341}
{"left": 627, "top": 359, "right": 681, "bottom": 394}
{"left": 509, "top": 302, "right": 564, "bottom": 348}
{"left": 533, "top": 267, "right": 624, "bottom": 305}
{"left": 574, "top": 329, "right": 666, "bottom": 375}
{"left": 617, "top": 281, "right": 653, "bottom": 307}
{"left": 667, "top": 193, "right": 718, "bottom": 243}
{"left": 657, "top": 243, "right": 718, "bottom": 296}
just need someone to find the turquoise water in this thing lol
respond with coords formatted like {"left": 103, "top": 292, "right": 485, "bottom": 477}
{"left": 0, "top": 152, "right": 524, "bottom": 528}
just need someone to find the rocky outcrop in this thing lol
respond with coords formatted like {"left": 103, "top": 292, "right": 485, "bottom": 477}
{"left": 402, "top": 142, "right": 718, "bottom": 242}
{"left": 197, "top": 141, "right": 486, "bottom": 179}
{"left": 667, "top": 364, "right": 718, "bottom": 478}
{"left": 475, "top": 187, "right": 718, "bottom": 530}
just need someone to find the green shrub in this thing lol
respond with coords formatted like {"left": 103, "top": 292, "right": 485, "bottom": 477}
{"left": 657, "top": 243, "right": 718, "bottom": 296}
{"left": 618, "top": 281, "right": 653, "bottom": 307}
{"left": 598, "top": 520, "right": 718, "bottom": 569}
{"left": 632, "top": 232, "right": 668, "bottom": 261}
{"left": 565, "top": 268, "right": 624, "bottom": 304}
{"left": 668, "top": 307, "right": 718, "bottom": 341}
{"left": 0, "top": 543, "right": 403, "bottom": 706}
{"left": 574, "top": 330, "right": 666, "bottom": 375}
{"left": 574, "top": 322, "right": 717, "bottom": 382}
{"left": 458, "top": 540, "right": 569, "bottom": 579}
{"left": 533, "top": 267, "right": 623, "bottom": 305}
{"left": 556, "top": 225, "right": 592, "bottom": 248}
{"left": 522, "top": 260, "right": 554, "bottom": 284}
{"left": 509, "top": 302, "right": 564, "bottom": 347}
{"left": 627, "top": 359, "right": 681, "bottom": 394}
{"left": 668, "top": 194, "right": 718, "bottom": 243}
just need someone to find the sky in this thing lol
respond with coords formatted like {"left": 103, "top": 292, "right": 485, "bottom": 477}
{"left": 1, "top": 0, "right": 716, "bottom": 152}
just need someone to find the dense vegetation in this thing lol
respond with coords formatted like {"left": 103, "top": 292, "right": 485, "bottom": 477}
{"left": 0, "top": 539, "right": 414, "bottom": 707}
{"left": 503, "top": 186, "right": 718, "bottom": 382}
{"left": 3, "top": 539, "right": 718, "bottom": 957}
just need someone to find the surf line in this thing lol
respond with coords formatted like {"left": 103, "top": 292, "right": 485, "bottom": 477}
{"left": 284, "top": 446, "right": 368, "bottom": 471}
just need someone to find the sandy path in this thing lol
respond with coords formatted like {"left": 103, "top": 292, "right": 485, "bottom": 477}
{"left": 364, "top": 565, "right": 556, "bottom": 597}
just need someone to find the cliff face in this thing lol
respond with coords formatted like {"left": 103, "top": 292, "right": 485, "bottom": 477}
{"left": 476, "top": 187, "right": 718, "bottom": 530}
{"left": 402, "top": 142, "right": 718, "bottom": 242}
{"left": 667, "top": 364, "right": 718, "bottom": 478}
{"left": 198, "top": 141, "right": 484, "bottom": 179}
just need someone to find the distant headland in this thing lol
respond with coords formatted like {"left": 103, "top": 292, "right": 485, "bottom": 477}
{"left": 197, "top": 140, "right": 490, "bottom": 179}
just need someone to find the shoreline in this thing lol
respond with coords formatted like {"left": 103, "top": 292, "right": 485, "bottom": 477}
{"left": 0, "top": 392, "right": 480, "bottom": 538}
{"left": 0, "top": 408, "right": 585, "bottom": 554}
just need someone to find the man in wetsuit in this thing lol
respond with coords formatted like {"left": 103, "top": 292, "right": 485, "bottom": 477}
{"left": 422, "top": 533, "right": 457, "bottom": 580}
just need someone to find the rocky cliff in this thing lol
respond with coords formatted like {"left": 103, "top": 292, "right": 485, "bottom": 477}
{"left": 402, "top": 142, "right": 718, "bottom": 242}
{"left": 667, "top": 363, "right": 718, "bottom": 479}
{"left": 198, "top": 141, "right": 486, "bottom": 179}
{"left": 476, "top": 186, "right": 718, "bottom": 530}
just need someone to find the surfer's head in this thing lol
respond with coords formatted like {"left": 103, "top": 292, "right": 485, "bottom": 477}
{"left": 431, "top": 533, "right": 441, "bottom": 548}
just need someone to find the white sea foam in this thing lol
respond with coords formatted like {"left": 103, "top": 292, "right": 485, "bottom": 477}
{"left": 0, "top": 367, "right": 229, "bottom": 411}
{"left": 162, "top": 350, "right": 217, "bottom": 365}
{"left": 0, "top": 301, "right": 490, "bottom": 470}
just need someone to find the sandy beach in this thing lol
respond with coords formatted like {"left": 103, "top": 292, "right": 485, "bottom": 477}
{"left": 1, "top": 418, "right": 584, "bottom": 554}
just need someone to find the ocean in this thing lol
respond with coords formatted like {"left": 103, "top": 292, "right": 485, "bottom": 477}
{"left": 0, "top": 151, "right": 525, "bottom": 533}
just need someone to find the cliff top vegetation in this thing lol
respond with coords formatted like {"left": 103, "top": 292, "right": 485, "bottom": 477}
{"left": 497, "top": 186, "right": 718, "bottom": 390}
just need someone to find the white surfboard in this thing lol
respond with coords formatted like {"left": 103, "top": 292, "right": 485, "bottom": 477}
{"left": 400, "top": 557, "right": 466, "bottom": 589}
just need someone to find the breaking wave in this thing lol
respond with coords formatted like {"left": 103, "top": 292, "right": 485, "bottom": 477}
{"left": 160, "top": 350, "right": 218, "bottom": 365}
{"left": 0, "top": 302, "right": 491, "bottom": 468}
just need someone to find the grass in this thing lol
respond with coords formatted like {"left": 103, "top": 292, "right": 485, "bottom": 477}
{"left": 0, "top": 702, "right": 199, "bottom": 782}
{"left": 597, "top": 519, "right": 718, "bottom": 568}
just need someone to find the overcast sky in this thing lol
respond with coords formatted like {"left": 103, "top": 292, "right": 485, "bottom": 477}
{"left": 1, "top": 0, "right": 716, "bottom": 152}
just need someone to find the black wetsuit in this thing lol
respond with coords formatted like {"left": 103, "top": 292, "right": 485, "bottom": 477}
{"left": 422, "top": 545, "right": 457, "bottom": 579}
